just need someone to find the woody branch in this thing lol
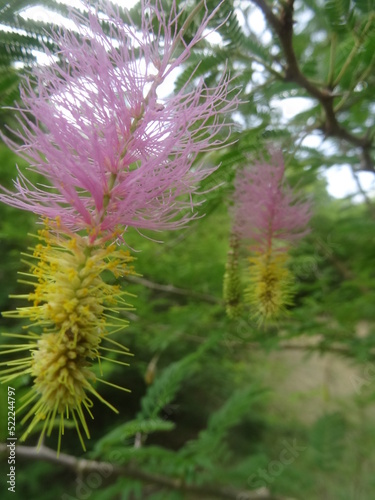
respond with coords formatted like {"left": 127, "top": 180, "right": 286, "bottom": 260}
{"left": 250, "top": 0, "right": 374, "bottom": 172}
{"left": 0, "top": 443, "right": 293, "bottom": 500}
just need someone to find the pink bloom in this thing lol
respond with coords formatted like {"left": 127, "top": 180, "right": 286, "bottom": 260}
{"left": 233, "top": 150, "right": 311, "bottom": 250}
{"left": 1, "top": 1, "right": 237, "bottom": 239}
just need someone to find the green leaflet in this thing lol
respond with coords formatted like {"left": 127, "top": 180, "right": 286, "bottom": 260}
{"left": 95, "top": 418, "right": 175, "bottom": 453}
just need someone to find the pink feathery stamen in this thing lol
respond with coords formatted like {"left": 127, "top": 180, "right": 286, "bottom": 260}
{"left": 1, "top": 0, "right": 238, "bottom": 240}
{"left": 233, "top": 150, "right": 312, "bottom": 251}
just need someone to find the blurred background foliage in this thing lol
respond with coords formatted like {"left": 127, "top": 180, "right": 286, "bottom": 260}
{"left": 0, "top": 0, "right": 374, "bottom": 499}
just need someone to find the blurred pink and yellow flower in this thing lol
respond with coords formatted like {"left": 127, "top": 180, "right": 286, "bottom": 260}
{"left": 229, "top": 150, "right": 312, "bottom": 323}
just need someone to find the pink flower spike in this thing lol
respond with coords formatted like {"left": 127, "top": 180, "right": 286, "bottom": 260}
{"left": 233, "top": 150, "right": 312, "bottom": 250}
{"left": 0, "top": 0, "right": 238, "bottom": 239}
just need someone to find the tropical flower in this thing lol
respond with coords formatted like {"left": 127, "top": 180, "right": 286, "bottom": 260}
{"left": 0, "top": 0, "right": 237, "bottom": 451}
{"left": 0, "top": 0, "right": 237, "bottom": 242}
{"left": 230, "top": 150, "right": 311, "bottom": 323}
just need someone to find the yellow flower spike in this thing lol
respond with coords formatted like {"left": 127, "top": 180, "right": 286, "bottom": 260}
{"left": 246, "top": 249, "right": 294, "bottom": 324}
{"left": 223, "top": 234, "right": 243, "bottom": 319}
{"left": 0, "top": 224, "right": 135, "bottom": 453}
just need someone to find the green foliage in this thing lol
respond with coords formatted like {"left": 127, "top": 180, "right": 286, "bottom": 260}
{"left": 95, "top": 418, "right": 175, "bottom": 453}
{"left": 180, "top": 386, "right": 266, "bottom": 468}
{"left": 309, "top": 412, "right": 347, "bottom": 470}
{"left": 137, "top": 342, "right": 211, "bottom": 420}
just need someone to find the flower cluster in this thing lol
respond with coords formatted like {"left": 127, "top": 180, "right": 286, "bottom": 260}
{"left": 0, "top": 0, "right": 237, "bottom": 451}
{"left": 226, "top": 150, "right": 312, "bottom": 323}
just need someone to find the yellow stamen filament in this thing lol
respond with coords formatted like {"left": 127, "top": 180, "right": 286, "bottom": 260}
{"left": 246, "top": 249, "right": 293, "bottom": 324}
{"left": 0, "top": 224, "right": 136, "bottom": 453}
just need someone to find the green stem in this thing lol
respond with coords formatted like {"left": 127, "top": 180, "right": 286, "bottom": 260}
{"left": 327, "top": 32, "right": 336, "bottom": 88}
{"left": 334, "top": 52, "right": 375, "bottom": 112}
{"left": 333, "top": 14, "right": 374, "bottom": 88}
{"left": 169, "top": 0, "right": 205, "bottom": 60}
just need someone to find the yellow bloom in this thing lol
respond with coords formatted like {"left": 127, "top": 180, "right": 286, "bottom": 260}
{"left": 0, "top": 226, "right": 135, "bottom": 452}
{"left": 246, "top": 249, "right": 294, "bottom": 324}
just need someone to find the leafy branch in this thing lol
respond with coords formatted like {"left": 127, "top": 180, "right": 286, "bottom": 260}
{"left": 0, "top": 443, "right": 293, "bottom": 500}
{"left": 250, "top": 0, "right": 374, "bottom": 172}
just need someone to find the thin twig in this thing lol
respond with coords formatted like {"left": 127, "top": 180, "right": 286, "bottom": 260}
{"left": 125, "top": 275, "right": 221, "bottom": 304}
{"left": 0, "top": 443, "right": 293, "bottom": 500}
{"left": 349, "top": 164, "right": 375, "bottom": 218}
